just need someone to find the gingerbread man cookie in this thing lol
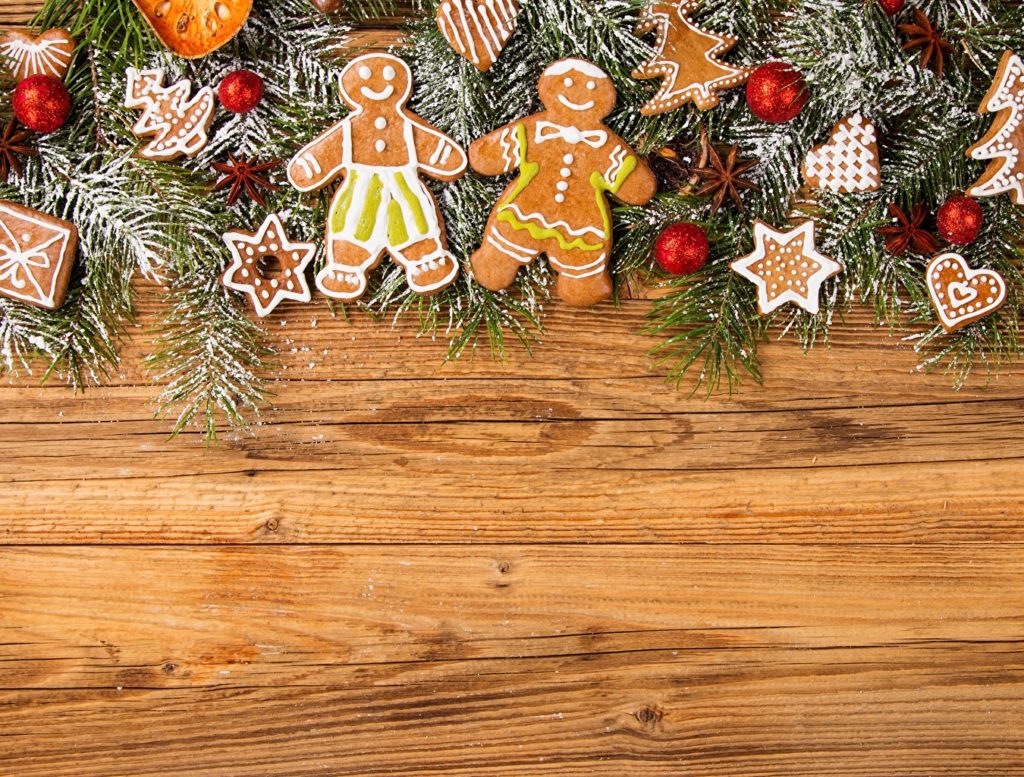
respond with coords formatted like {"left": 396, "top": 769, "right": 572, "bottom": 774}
{"left": 633, "top": 1, "right": 749, "bottom": 116}
{"left": 469, "top": 59, "right": 658, "bottom": 307}
{"left": 437, "top": 0, "right": 521, "bottom": 72}
{"left": 0, "top": 200, "right": 78, "bottom": 310}
{"left": 803, "top": 114, "right": 881, "bottom": 193}
{"left": 222, "top": 214, "right": 316, "bottom": 317}
{"left": 288, "top": 53, "right": 467, "bottom": 302}
{"left": 0, "top": 28, "right": 75, "bottom": 82}
{"left": 967, "top": 49, "right": 1024, "bottom": 205}
{"left": 125, "top": 68, "right": 215, "bottom": 161}
{"left": 926, "top": 252, "right": 1007, "bottom": 332}
{"left": 731, "top": 220, "right": 842, "bottom": 315}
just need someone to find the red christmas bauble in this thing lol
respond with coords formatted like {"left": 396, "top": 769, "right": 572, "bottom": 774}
{"left": 877, "top": 0, "right": 904, "bottom": 15}
{"left": 746, "top": 62, "right": 809, "bottom": 124}
{"left": 937, "top": 195, "right": 984, "bottom": 245}
{"left": 654, "top": 223, "right": 710, "bottom": 276}
{"left": 218, "top": 70, "right": 264, "bottom": 114}
{"left": 12, "top": 75, "right": 71, "bottom": 134}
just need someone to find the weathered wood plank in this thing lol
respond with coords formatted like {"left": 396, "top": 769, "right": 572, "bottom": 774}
{"left": 1, "top": 290, "right": 1022, "bottom": 544}
{"left": 0, "top": 544, "right": 1021, "bottom": 775}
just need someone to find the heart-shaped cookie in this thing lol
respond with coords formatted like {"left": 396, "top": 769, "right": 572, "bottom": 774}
{"left": 803, "top": 113, "right": 881, "bottom": 193}
{"left": 436, "top": 0, "right": 521, "bottom": 72}
{"left": 927, "top": 252, "right": 1007, "bottom": 332}
{"left": 131, "top": 0, "right": 252, "bottom": 59}
{"left": 0, "top": 28, "right": 75, "bottom": 82}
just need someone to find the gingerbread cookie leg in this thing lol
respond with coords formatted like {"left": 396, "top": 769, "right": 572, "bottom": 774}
{"left": 471, "top": 213, "right": 541, "bottom": 291}
{"left": 316, "top": 240, "right": 384, "bottom": 301}
{"left": 549, "top": 244, "right": 613, "bottom": 308}
{"left": 392, "top": 236, "right": 459, "bottom": 296}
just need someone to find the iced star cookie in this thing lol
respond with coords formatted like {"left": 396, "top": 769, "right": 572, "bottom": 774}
{"left": 287, "top": 53, "right": 467, "bottom": 302}
{"left": 0, "top": 28, "right": 75, "bottom": 82}
{"left": 0, "top": 200, "right": 78, "bottom": 310}
{"left": 967, "top": 49, "right": 1024, "bottom": 205}
{"left": 222, "top": 214, "right": 316, "bottom": 317}
{"left": 632, "top": 0, "right": 749, "bottom": 116}
{"left": 125, "top": 68, "right": 215, "bottom": 161}
{"left": 803, "top": 114, "right": 881, "bottom": 193}
{"left": 436, "top": 0, "right": 521, "bottom": 72}
{"left": 926, "top": 252, "right": 1006, "bottom": 332}
{"left": 468, "top": 58, "right": 657, "bottom": 307}
{"left": 731, "top": 220, "right": 842, "bottom": 315}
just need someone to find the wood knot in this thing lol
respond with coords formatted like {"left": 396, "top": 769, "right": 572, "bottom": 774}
{"left": 634, "top": 705, "right": 664, "bottom": 728}
{"left": 496, "top": 561, "right": 511, "bottom": 575}
{"left": 264, "top": 518, "right": 280, "bottom": 533}
{"left": 162, "top": 662, "right": 177, "bottom": 674}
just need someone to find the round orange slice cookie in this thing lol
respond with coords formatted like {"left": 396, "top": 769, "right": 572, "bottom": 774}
{"left": 132, "top": 0, "right": 253, "bottom": 59}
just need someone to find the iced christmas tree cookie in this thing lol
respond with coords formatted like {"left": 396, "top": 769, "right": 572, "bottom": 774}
{"left": 967, "top": 50, "right": 1024, "bottom": 205}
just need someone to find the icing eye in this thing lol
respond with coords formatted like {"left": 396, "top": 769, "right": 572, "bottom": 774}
{"left": 564, "top": 77, "right": 574, "bottom": 87}
{"left": 383, "top": 66, "right": 396, "bottom": 81}
{"left": 587, "top": 80, "right": 597, "bottom": 90}
{"left": 358, "top": 65, "right": 372, "bottom": 79}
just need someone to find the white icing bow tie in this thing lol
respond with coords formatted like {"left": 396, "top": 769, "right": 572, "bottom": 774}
{"left": 535, "top": 122, "right": 607, "bottom": 148}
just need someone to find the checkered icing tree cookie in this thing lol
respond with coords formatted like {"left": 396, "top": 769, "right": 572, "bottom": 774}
{"left": 803, "top": 114, "right": 881, "bottom": 193}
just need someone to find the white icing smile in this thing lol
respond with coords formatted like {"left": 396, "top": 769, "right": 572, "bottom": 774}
{"left": 361, "top": 84, "right": 395, "bottom": 101}
{"left": 558, "top": 95, "right": 595, "bottom": 111}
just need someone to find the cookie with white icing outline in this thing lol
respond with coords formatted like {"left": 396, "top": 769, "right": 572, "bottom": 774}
{"left": 0, "top": 199, "right": 78, "bottom": 310}
{"left": 287, "top": 53, "right": 467, "bottom": 302}
{"left": 222, "top": 213, "right": 316, "bottom": 317}
{"left": 633, "top": 0, "right": 749, "bottom": 116}
{"left": 803, "top": 114, "right": 881, "bottom": 193}
{"left": 967, "top": 49, "right": 1024, "bottom": 205}
{"left": 731, "top": 220, "right": 842, "bottom": 315}
{"left": 469, "top": 58, "right": 657, "bottom": 307}
{"left": 926, "top": 252, "right": 1006, "bottom": 332}
{"left": 124, "top": 68, "right": 215, "bottom": 162}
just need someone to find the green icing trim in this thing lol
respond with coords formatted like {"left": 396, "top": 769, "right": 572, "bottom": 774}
{"left": 354, "top": 174, "right": 384, "bottom": 242}
{"left": 395, "top": 171, "right": 429, "bottom": 234}
{"left": 329, "top": 172, "right": 358, "bottom": 234}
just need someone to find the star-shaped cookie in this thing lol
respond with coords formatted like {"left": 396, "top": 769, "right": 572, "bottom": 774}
{"left": 222, "top": 213, "right": 316, "bottom": 317}
{"left": 731, "top": 220, "right": 842, "bottom": 315}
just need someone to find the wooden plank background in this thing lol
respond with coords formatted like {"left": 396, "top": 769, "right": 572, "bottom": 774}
{"left": 1, "top": 3, "right": 1023, "bottom": 775}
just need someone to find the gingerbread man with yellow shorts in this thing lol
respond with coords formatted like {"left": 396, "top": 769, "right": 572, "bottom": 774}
{"left": 288, "top": 53, "right": 468, "bottom": 301}
{"left": 469, "top": 59, "right": 657, "bottom": 306}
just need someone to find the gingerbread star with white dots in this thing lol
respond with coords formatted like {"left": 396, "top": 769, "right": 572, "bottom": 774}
{"left": 731, "top": 220, "right": 842, "bottom": 315}
{"left": 222, "top": 213, "right": 316, "bottom": 318}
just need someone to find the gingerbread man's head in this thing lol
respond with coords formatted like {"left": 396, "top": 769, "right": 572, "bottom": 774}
{"left": 538, "top": 59, "right": 617, "bottom": 124}
{"left": 339, "top": 53, "right": 412, "bottom": 112}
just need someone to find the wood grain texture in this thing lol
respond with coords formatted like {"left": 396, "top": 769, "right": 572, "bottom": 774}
{"left": 3, "top": 0, "right": 1024, "bottom": 773}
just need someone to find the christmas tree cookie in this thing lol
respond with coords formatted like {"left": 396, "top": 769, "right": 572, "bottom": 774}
{"left": 632, "top": 0, "right": 749, "bottom": 116}
{"left": 967, "top": 50, "right": 1024, "bottom": 205}
{"left": 803, "top": 114, "right": 881, "bottom": 193}
{"left": 288, "top": 53, "right": 467, "bottom": 301}
{"left": 469, "top": 59, "right": 657, "bottom": 306}
{"left": 124, "top": 68, "right": 215, "bottom": 161}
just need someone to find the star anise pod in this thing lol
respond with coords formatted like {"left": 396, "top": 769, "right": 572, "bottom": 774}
{"left": 212, "top": 153, "right": 281, "bottom": 207}
{"left": 899, "top": 9, "right": 953, "bottom": 77}
{"left": 693, "top": 138, "right": 759, "bottom": 213}
{"left": 878, "top": 202, "right": 942, "bottom": 256}
{"left": 0, "top": 119, "right": 38, "bottom": 182}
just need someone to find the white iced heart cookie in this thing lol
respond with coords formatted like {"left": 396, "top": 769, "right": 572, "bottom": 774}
{"left": 436, "top": 0, "right": 521, "bottom": 72}
{"left": 803, "top": 113, "right": 881, "bottom": 194}
{"left": 926, "top": 252, "right": 1007, "bottom": 332}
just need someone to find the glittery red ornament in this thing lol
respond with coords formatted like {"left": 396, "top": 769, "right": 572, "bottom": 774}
{"left": 937, "top": 195, "right": 984, "bottom": 245}
{"left": 746, "top": 62, "right": 809, "bottom": 124}
{"left": 12, "top": 75, "right": 71, "bottom": 134}
{"left": 654, "top": 223, "right": 710, "bottom": 276}
{"left": 218, "top": 69, "right": 264, "bottom": 114}
{"left": 877, "top": 0, "right": 904, "bottom": 16}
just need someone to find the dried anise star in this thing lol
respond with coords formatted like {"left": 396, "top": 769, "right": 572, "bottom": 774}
{"left": 878, "top": 202, "right": 942, "bottom": 256}
{"left": 899, "top": 9, "right": 953, "bottom": 77}
{"left": 0, "top": 119, "right": 38, "bottom": 182}
{"left": 693, "top": 140, "right": 759, "bottom": 213}
{"left": 212, "top": 153, "right": 281, "bottom": 207}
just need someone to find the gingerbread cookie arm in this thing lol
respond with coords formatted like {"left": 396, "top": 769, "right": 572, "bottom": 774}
{"left": 469, "top": 118, "right": 535, "bottom": 177}
{"left": 287, "top": 120, "right": 349, "bottom": 193}
{"left": 604, "top": 139, "right": 658, "bottom": 206}
{"left": 411, "top": 118, "right": 468, "bottom": 181}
